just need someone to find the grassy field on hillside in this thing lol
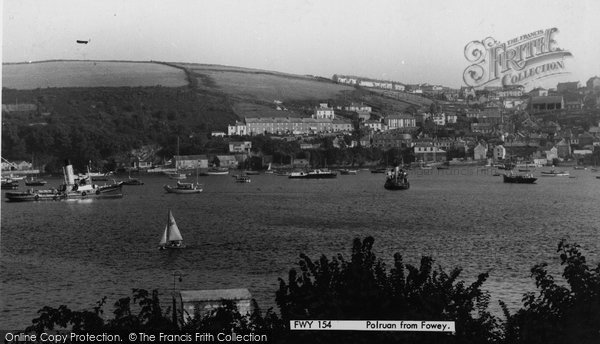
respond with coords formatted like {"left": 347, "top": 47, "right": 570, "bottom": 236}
{"left": 180, "top": 64, "right": 354, "bottom": 103}
{"left": 2, "top": 61, "right": 188, "bottom": 89}
{"left": 233, "top": 102, "right": 305, "bottom": 118}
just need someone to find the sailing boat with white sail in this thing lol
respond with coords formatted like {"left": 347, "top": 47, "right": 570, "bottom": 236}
{"left": 158, "top": 210, "right": 185, "bottom": 250}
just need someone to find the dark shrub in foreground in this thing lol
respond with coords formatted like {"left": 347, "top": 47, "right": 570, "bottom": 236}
{"left": 501, "top": 239, "right": 600, "bottom": 344}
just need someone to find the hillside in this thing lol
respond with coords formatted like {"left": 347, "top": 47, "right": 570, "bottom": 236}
{"left": 2, "top": 60, "right": 188, "bottom": 89}
{"left": 2, "top": 60, "right": 428, "bottom": 171}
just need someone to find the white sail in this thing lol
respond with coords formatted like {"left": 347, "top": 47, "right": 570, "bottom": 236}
{"left": 159, "top": 225, "right": 168, "bottom": 245}
{"left": 166, "top": 210, "right": 183, "bottom": 242}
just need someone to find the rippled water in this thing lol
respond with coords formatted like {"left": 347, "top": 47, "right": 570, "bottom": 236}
{"left": 1, "top": 169, "right": 599, "bottom": 329}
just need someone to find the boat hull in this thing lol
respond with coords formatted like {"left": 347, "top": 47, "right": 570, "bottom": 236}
{"left": 159, "top": 243, "right": 186, "bottom": 250}
{"left": 503, "top": 175, "right": 537, "bottom": 184}
{"left": 384, "top": 179, "right": 410, "bottom": 190}
{"left": 1, "top": 182, "right": 20, "bottom": 190}
{"left": 289, "top": 170, "right": 337, "bottom": 179}
{"left": 25, "top": 181, "right": 48, "bottom": 186}
{"left": 121, "top": 178, "right": 144, "bottom": 185}
{"left": 5, "top": 184, "right": 123, "bottom": 202}
{"left": 164, "top": 185, "right": 202, "bottom": 194}
{"left": 207, "top": 171, "right": 229, "bottom": 175}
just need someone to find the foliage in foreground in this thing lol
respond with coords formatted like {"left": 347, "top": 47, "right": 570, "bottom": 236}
{"left": 25, "top": 237, "right": 600, "bottom": 343}
{"left": 500, "top": 239, "right": 600, "bottom": 344}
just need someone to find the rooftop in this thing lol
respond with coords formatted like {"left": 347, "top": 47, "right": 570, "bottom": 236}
{"left": 180, "top": 289, "right": 251, "bottom": 302}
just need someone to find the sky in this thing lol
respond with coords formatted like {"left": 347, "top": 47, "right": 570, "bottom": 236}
{"left": 2, "top": 0, "right": 600, "bottom": 89}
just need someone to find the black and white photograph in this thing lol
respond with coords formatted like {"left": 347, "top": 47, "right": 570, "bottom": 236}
{"left": 2, "top": 0, "right": 599, "bottom": 343}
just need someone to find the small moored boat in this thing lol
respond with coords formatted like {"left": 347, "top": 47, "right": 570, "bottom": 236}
{"left": 121, "top": 177, "right": 144, "bottom": 185}
{"left": 164, "top": 181, "right": 202, "bottom": 194}
{"left": 288, "top": 169, "right": 337, "bottom": 179}
{"left": 1, "top": 179, "right": 20, "bottom": 189}
{"left": 24, "top": 177, "right": 48, "bottom": 186}
{"left": 503, "top": 172, "right": 537, "bottom": 184}
{"left": 234, "top": 175, "right": 251, "bottom": 183}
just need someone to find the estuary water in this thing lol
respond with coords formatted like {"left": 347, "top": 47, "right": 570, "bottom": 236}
{"left": 1, "top": 168, "right": 599, "bottom": 329}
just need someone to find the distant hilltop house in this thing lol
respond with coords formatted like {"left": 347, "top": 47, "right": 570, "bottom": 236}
{"left": 529, "top": 87, "right": 548, "bottom": 97}
{"left": 557, "top": 81, "right": 580, "bottom": 94}
{"left": 495, "top": 85, "right": 524, "bottom": 98}
{"left": 530, "top": 96, "right": 564, "bottom": 112}
{"left": 460, "top": 86, "right": 476, "bottom": 99}
{"left": 2, "top": 103, "right": 37, "bottom": 113}
{"left": 344, "top": 103, "right": 372, "bottom": 113}
{"left": 587, "top": 76, "right": 600, "bottom": 90}
{"left": 333, "top": 74, "right": 405, "bottom": 92}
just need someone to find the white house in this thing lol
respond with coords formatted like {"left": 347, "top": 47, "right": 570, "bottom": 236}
{"left": 446, "top": 114, "right": 458, "bottom": 124}
{"left": 494, "top": 145, "right": 506, "bottom": 160}
{"left": 394, "top": 84, "right": 406, "bottom": 91}
{"left": 364, "top": 120, "right": 385, "bottom": 132}
{"left": 229, "top": 141, "right": 252, "bottom": 154}
{"left": 432, "top": 113, "right": 446, "bottom": 126}
{"left": 344, "top": 103, "right": 372, "bottom": 113}
{"left": 228, "top": 121, "right": 247, "bottom": 136}
{"left": 414, "top": 145, "right": 447, "bottom": 162}
{"left": 313, "top": 104, "right": 335, "bottom": 119}
{"left": 545, "top": 147, "right": 558, "bottom": 161}
{"left": 385, "top": 114, "right": 416, "bottom": 129}
{"left": 474, "top": 143, "right": 488, "bottom": 160}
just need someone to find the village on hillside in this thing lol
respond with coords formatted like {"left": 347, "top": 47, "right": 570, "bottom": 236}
{"left": 3, "top": 74, "right": 600, "bottom": 173}
{"left": 200, "top": 75, "right": 600, "bottom": 170}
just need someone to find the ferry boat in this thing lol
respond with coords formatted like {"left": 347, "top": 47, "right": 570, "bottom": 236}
{"left": 384, "top": 167, "right": 409, "bottom": 190}
{"left": 288, "top": 169, "right": 337, "bottom": 179}
{"left": 5, "top": 161, "right": 123, "bottom": 202}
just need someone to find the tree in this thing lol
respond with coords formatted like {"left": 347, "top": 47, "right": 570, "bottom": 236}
{"left": 501, "top": 240, "right": 600, "bottom": 344}
{"left": 275, "top": 237, "right": 500, "bottom": 344}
